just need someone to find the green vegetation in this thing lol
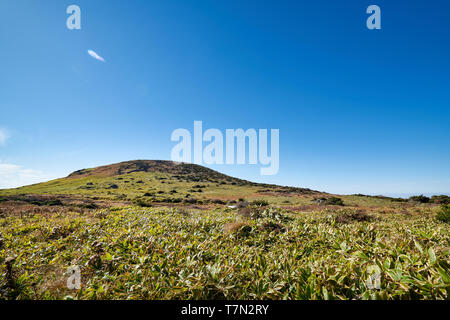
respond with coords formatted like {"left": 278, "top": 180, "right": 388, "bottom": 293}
{"left": 134, "top": 199, "right": 153, "bottom": 208}
{"left": 0, "top": 161, "right": 448, "bottom": 300}
{"left": 250, "top": 199, "right": 270, "bottom": 207}
{"left": 1, "top": 206, "right": 448, "bottom": 300}
{"left": 431, "top": 195, "right": 450, "bottom": 204}
{"left": 324, "top": 197, "right": 345, "bottom": 206}
{"left": 436, "top": 205, "right": 450, "bottom": 224}
{"left": 313, "top": 197, "right": 345, "bottom": 206}
{"left": 409, "top": 195, "right": 430, "bottom": 203}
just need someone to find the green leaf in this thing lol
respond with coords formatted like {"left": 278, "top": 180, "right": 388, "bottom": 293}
{"left": 436, "top": 266, "right": 450, "bottom": 283}
{"left": 322, "top": 287, "right": 329, "bottom": 300}
{"left": 414, "top": 241, "right": 423, "bottom": 254}
{"left": 428, "top": 248, "right": 436, "bottom": 265}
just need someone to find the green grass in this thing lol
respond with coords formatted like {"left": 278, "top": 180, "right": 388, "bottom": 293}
{"left": 0, "top": 169, "right": 400, "bottom": 208}
{"left": 1, "top": 161, "right": 448, "bottom": 300}
{"left": 436, "top": 205, "right": 450, "bottom": 224}
{"left": 1, "top": 205, "right": 448, "bottom": 300}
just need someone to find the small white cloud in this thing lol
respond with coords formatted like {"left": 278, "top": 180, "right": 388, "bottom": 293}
{"left": 87, "top": 50, "right": 105, "bottom": 62}
{"left": 0, "top": 163, "right": 53, "bottom": 189}
{"left": 0, "top": 128, "right": 9, "bottom": 146}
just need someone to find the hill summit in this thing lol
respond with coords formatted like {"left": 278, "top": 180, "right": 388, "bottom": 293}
{"left": 0, "top": 160, "right": 319, "bottom": 202}
{"left": 67, "top": 160, "right": 251, "bottom": 185}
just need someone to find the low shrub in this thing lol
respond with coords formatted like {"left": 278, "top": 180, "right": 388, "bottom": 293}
{"left": 431, "top": 195, "right": 450, "bottom": 204}
{"left": 31, "top": 199, "right": 63, "bottom": 206}
{"left": 183, "top": 198, "right": 198, "bottom": 204}
{"left": 409, "top": 195, "right": 430, "bottom": 203}
{"left": 224, "top": 222, "right": 252, "bottom": 237}
{"left": 334, "top": 209, "right": 373, "bottom": 224}
{"left": 134, "top": 199, "right": 153, "bottom": 207}
{"left": 80, "top": 203, "right": 98, "bottom": 209}
{"left": 325, "top": 197, "right": 345, "bottom": 206}
{"left": 436, "top": 205, "right": 450, "bottom": 223}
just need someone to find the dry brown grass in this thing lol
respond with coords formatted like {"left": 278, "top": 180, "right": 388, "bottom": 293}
{"left": 259, "top": 221, "right": 285, "bottom": 233}
{"left": 237, "top": 207, "right": 252, "bottom": 218}
{"left": 334, "top": 209, "right": 374, "bottom": 224}
{"left": 283, "top": 204, "right": 324, "bottom": 212}
{"left": 224, "top": 221, "right": 251, "bottom": 234}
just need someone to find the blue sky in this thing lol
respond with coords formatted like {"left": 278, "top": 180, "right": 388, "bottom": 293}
{"left": 0, "top": 0, "right": 449, "bottom": 196}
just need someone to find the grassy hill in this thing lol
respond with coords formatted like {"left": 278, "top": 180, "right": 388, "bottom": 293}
{"left": 0, "top": 160, "right": 449, "bottom": 300}
{"left": 0, "top": 160, "right": 324, "bottom": 207}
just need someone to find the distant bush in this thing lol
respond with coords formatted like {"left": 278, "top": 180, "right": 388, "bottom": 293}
{"left": 80, "top": 203, "right": 98, "bottom": 209}
{"left": 318, "top": 197, "right": 345, "bottom": 206}
{"left": 391, "top": 198, "right": 408, "bottom": 202}
{"left": 183, "top": 198, "right": 198, "bottom": 204}
{"left": 409, "top": 195, "right": 430, "bottom": 203}
{"left": 212, "top": 199, "right": 226, "bottom": 205}
{"left": 431, "top": 195, "right": 450, "bottom": 204}
{"left": 115, "top": 194, "right": 127, "bottom": 200}
{"left": 134, "top": 199, "right": 153, "bottom": 207}
{"left": 334, "top": 209, "right": 373, "bottom": 224}
{"left": 31, "top": 199, "right": 63, "bottom": 206}
{"left": 436, "top": 205, "right": 450, "bottom": 223}
{"left": 237, "top": 200, "right": 249, "bottom": 208}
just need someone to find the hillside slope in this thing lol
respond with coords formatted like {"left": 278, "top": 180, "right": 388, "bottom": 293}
{"left": 0, "top": 160, "right": 323, "bottom": 206}
{"left": 67, "top": 160, "right": 250, "bottom": 183}
{"left": 2, "top": 161, "right": 448, "bottom": 300}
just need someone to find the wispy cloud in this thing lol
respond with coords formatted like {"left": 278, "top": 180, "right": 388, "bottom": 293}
{"left": 0, "top": 163, "right": 53, "bottom": 189}
{"left": 87, "top": 50, "right": 105, "bottom": 62}
{"left": 0, "top": 128, "right": 9, "bottom": 146}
